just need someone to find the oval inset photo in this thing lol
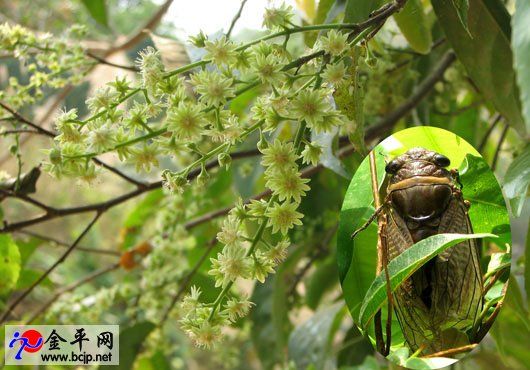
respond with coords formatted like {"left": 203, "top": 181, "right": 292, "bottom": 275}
{"left": 337, "top": 127, "right": 511, "bottom": 369}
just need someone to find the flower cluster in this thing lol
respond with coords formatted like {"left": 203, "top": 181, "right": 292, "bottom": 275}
{"left": 0, "top": 23, "right": 92, "bottom": 109}
{"left": 32, "top": 0, "right": 368, "bottom": 351}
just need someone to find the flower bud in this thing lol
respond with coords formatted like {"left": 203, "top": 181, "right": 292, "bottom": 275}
{"left": 189, "top": 30, "right": 207, "bottom": 48}
{"left": 196, "top": 165, "right": 209, "bottom": 187}
{"left": 49, "top": 148, "right": 62, "bottom": 165}
{"left": 218, "top": 152, "right": 232, "bottom": 169}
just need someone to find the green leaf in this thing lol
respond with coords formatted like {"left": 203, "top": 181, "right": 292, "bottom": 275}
{"left": 513, "top": 0, "right": 530, "bottom": 133}
{"left": 453, "top": 0, "right": 470, "bottom": 32}
{"left": 344, "top": 0, "right": 383, "bottom": 23}
{"left": 490, "top": 276, "right": 530, "bottom": 369}
{"left": 503, "top": 145, "right": 530, "bottom": 217}
{"left": 189, "top": 272, "right": 221, "bottom": 303}
{"left": 288, "top": 303, "right": 345, "bottom": 370}
{"left": 526, "top": 222, "right": 530, "bottom": 308}
{"left": 485, "top": 252, "right": 511, "bottom": 278}
{"left": 16, "top": 269, "right": 52, "bottom": 290}
{"left": 314, "top": 0, "right": 336, "bottom": 24}
{"left": 336, "top": 325, "right": 374, "bottom": 367}
{"left": 105, "top": 321, "right": 155, "bottom": 370}
{"left": 81, "top": 0, "right": 108, "bottom": 27}
{"left": 136, "top": 350, "right": 171, "bottom": 370}
{"left": 358, "top": 233, "right": 496, "bottom": 328}
{"left": 432, "top": 0, "right": 526, "bottom": 135}
{"left": 16, "top": 237, "right": 42, "bottom": 267}
{"left": 229, "top": 85, "right": 259, "bottom": 115}
{"left": 250, "top": 280, "right": 281, "bottom": 369}
{"left": 393, "top": 0, "right": 432, "bottom": 54}
{"left": 306, "top": 256, "right": 338, "bottom": 309}
{"left": 388, "top": 346, "right": 458, "bottom": 369}
{"left": 459, "top": 154, "right": 511, "bottom": 247}
{"left": 121, "top": 189, "right": 164, "bottom": 249}
{"left": 0, "top": 234, "right": 21, "bottom": 295}
{"left": 123, "top": 190, "right": 164, "bottom": 228}
{"left": 340, "top": 355, "right": 381, "bottom": 370}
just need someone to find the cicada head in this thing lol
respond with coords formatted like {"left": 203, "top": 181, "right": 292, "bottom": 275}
{"left": 384, "top": 148, "right": 455, "bottom": 237}
{"left": 385, "top": 147, "right": 451, "bottom": 182}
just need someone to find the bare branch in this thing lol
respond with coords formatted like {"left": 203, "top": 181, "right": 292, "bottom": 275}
{"left": 86, "top": 52, "right": 139, "bottom": 72}
{"left": 226, "top": 0, "right": 248, "bottom": 39}
{"left": 16, "top": 230, "right": 120, "bottom": 256}
{"left": 0, "top": 101, "right": 55, "bottom": 137}
{"left": 0, "top": 212, "right": 102, "bottom": 324}
{"left": 108, "top": 0, "right": 175, "bottom": 55}
{"left": 26, "top": 263, "right": 120, "bottom": 324}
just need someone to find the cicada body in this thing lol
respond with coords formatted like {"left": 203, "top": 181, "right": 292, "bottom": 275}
{"left": 381, "top": 147, "right": 482, "bottom": 354}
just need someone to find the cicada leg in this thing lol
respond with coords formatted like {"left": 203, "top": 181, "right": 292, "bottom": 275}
{"left": 350, "top": 204, "right": 385, "bottom": 239}
{"left": 473, "top": 267, "right": 510, "bottom": 342}
{"left": 372, "top": 215, "right": 393, "bottom": 356}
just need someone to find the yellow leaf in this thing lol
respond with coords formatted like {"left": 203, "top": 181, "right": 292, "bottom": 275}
{"left": 295, "top": 0, "right": 316, "bottom": 20}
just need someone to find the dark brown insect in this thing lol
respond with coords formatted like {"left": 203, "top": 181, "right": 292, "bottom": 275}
{"left": 359, "top": 148, "right": 483, "bottom": 356}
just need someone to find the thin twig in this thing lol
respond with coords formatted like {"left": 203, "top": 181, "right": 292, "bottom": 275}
{"left": 86, "top": 52, "right": 139, "bottom": 72}
{"left": 0, "top": 212, "right": 102, "bottom": 324}
{"left": 26, "top": 262, "right": 120, "bottom": 324}
{"left": 287, "top": 224, "right": 338, "bottom": 299}
{"left": 474, "top": 281, "right": 508, "bottom": 342}
{"left": 16, "top": 230, "right": 120, "bottom": 256}
{"left": 226, "top": 0, "right": 248, "bottom": 39}
{"left": 422, "top": 344, "right": 478, "bottom": 358}
{"left": 375, "top": 51, "right": 456, "bottom": 130}
{"left": 0, "top": 189, "right": 52, "bottom": 212}
{"left": 92, "top": 158, "right": 147, "bottom": 188}
{"left": 108, "top": 0, "right": 175, "bottom": 54}
{"left": 483, "top": 265, "right": 509, "bottom": 295}
{"left": 0, "top": 101, "right": 55, "bottom": 137}
{"left": 158, "top": 237, "right": 218, "bottom": 325}
{"left": 1, "top": 129, "right": 42, "bottom": 135}
{"left": 478, "top": 113, "right": 502, "bottom": 153}
{"left": 491, "top": 123, "right": 509, "bottom": 171}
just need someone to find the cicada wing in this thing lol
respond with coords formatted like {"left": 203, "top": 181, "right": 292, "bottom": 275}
{"left": 383, "top": 207, "right": 435, "bottom": 353}
{"left": 431, "top": 197, "right": 483, "bottom": 331}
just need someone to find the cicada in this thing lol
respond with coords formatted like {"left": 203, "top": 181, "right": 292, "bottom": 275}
{"left": 356, "top": 147, "right": 483, "bottom": 356}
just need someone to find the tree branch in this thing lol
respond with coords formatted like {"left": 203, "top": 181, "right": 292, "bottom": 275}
{"left": 26, "top": 262, "right": 120, "bottom": 324}
{"left": 1, "top": 47, "right": 454, "bottom": 235}
{"left": 107, "top": 0, "right": 175, "bottom": 55}
{"left": 86, "top": 52, "right": 139, "bottom": 72}
{"left": 0, "top": 212, "right": 102, "bottom": 324}
{"left": 226, "top": 0, "right": 248, "bottom": 39}
{"left": 184, "top": 51, "right": 456, "bottom": 230}
{"left": 16, "top": 230, "right": 120, "bottom": 256}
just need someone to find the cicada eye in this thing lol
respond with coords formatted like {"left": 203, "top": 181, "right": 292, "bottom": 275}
{"left": 434, "top": 154, "right": 450, "bottom": 167}
{"left": 385, "top": 160, "right": 400, "bottom": 174}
